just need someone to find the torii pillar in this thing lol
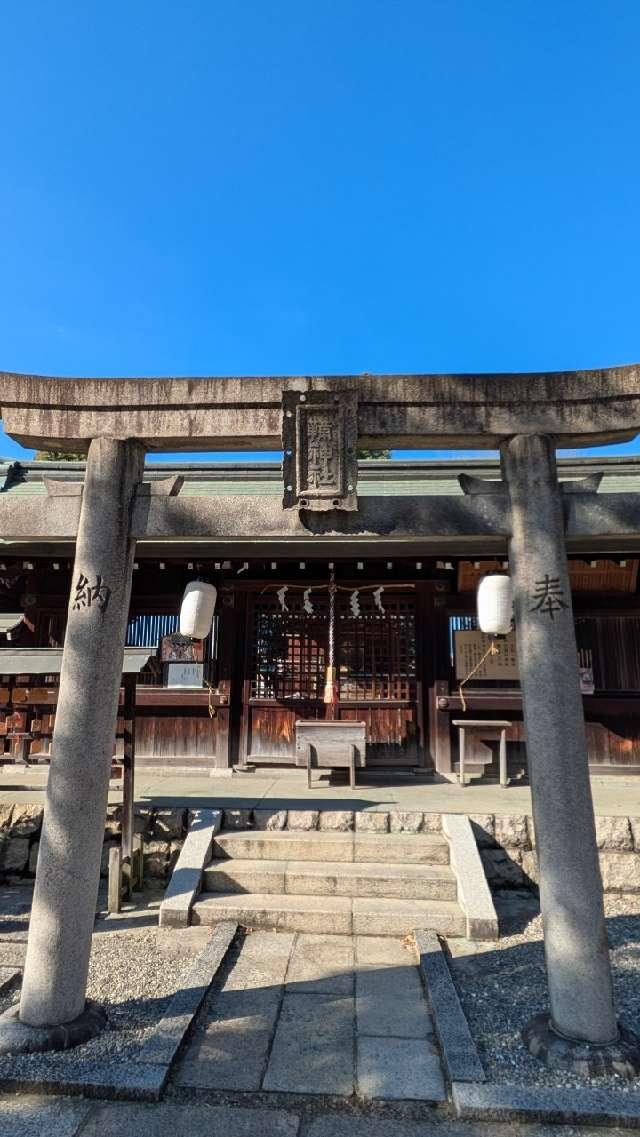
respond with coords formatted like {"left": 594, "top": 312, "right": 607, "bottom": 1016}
{"left": 0, "top": 437, "right": 144, "bottom": 1051}
{"left": 502, "top": 434, "right": 640, "bottom": 1072}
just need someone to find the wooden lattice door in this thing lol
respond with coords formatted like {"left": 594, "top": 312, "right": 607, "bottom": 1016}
{"left": 242, "top": 588, "right": 422, "bottom": 766}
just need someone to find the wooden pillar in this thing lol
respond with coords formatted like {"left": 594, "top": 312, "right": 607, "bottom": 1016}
{"left": 121, "top": 673, "right": 136, "bottom": 894}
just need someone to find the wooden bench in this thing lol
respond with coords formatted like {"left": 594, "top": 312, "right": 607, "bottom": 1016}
{"left": 295, "top": 720, "right": 366, "bottom": 789}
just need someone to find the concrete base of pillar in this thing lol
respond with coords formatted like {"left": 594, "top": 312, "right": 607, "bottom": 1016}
{"left": 0, "top": 1000, "right": 106, "bottom": 1055}
{"left": 523, "top": 1013, "right": 640, "bottom": 1078}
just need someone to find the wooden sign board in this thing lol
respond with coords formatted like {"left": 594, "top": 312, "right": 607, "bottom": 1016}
{"left": 164, "top": 662, "right": 204, "bottom": 688}
{"left": 454, "top": 630, "right": 519, "bottom": 681}
{"left": 160, "top": 634, "right": 204, "bottom": 663}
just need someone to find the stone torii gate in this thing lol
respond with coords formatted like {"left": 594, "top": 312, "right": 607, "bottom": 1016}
{"left": 1, "top": 366, "right": 640, "bottom": 1070}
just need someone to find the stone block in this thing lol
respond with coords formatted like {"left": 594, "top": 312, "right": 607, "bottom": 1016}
{"left": 356, "top": 1036, "right": 445, "bottom": 1101}
{"left": 526, "top": 815, "right": 536, "bottom": 848}
{"left": 318, "top": 810, "right": 354, "bottom": 831}
{"left": 100, "top": 840, "right": 118, "bottom": 878}
{"left": 28, "top": 839, "right": 39, "bottom": 874}
{"left": 630, "top": 816, "right": 640, "bottom": 851}
{"left": 389, "top": 811, "right": 423, "bottom": 833}
{"left": 481, "top": 848, "right": 524, "bottom": 887}
{"left": 0, "top": 836, "right": 29, "bottom": 874}
{"left": 493, "top": 814, "right": 529, "bottom": 849}
{"left": 521, "top": 850, "right": 539, "bottom": 885}
{"left": 0, "top": 805, "right": 13, "bottom": 831}
{"left": 421, "top": 813, "right": 442, "bottom": 833}
{"left": 222, "top": 808, "right": 251, "bottom": 830}
{"left": 9, "top": 803, "right": 43, "bottom": 836}
{"left": 287, "top": 810, "right": 319, "bottom": 830}
{"left": 104, "top": 804, "right": 122, "bottom": 838}
{"left": 253, "top": 808, "right": 287, "bottom": 830}
{"left": 134, "top": 807, "right": 154, "bottom": 837}
{"left": 168, "top": 839, "right": 183, "bottom": 871}
{"left": 599, "top": 851, "right": 640, "bottom": 892}
{"left": 144, "top": 839, "right": 170, "bottom": 879}
{"left": 153, "top": 807, "right": 187, "bottom": 839}
{"left": 469, "top": 815, "right": 495, "bottom": 847}
{"left": 595, "top": 815, "right": 633, "bottom": 851}
{"left": 355, "top": 811, "right": 389, "bottom": 832}
{"left": 160, "top": 808, "right": 221, "bottom": 929}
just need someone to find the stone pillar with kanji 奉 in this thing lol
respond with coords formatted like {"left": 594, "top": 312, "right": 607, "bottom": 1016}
{"left": 501, "top": 433, "right": 640, "bottom": 1071}
{"left": 15, "top": 438, "right": 144, "bottom": 1039}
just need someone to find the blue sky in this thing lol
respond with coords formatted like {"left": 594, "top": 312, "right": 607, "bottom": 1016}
{"left": 1, "top": 1, "right": 639, "bottom": 463}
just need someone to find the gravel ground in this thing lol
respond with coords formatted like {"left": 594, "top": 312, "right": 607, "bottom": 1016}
{"left": 447, "top": 890, "right": 640, "bottom": 1092}
{"left": 0, "top": 923, "right": 194, "bottom": 1081}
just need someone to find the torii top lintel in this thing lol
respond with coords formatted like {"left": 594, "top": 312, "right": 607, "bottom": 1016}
{"left": 1, "top": 366, "right": 639, "bottom": 452}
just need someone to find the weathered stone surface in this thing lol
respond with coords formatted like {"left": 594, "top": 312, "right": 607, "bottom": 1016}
{"left": 0, "top": 837, "right": 29, "bottom": 874}
{"left": 286, "top": 934, "right": 354, "bottom": 995}
{"left": 452, "top": 1079, "right": 640, "bottom": 1127}
{"left": 595, "top": 815, "right": 633, "bottom": 851}
{"left": 100, "top": 840, "right": 118, "bottom": 879}
{"left": 287, "top": 810, "right": 319, "bottom": 830}
{"left": 104, "top": 805, "right": 122, "bottom": 838}
{"left": 143, "top": 839, "right": 170, "bottom": 879}
{"left": 481, "top": 848, "right": 524, "bottom": 887}
{"left": 493, "top": 814, "right": 529, "bottom": 849}
{"left": 222, "top": 809, "right": 251, "bottom": 831}
{"left": 168, "top": 840, "right": 183, "bottom": 872}
{"left": 356, "top": 962, "right": 432, "bottom": 1039}
{"left": 253, "top": 809, "right": 287, "bottom": 830}
{"left": 9, "top": 804, "right": 43, "bottom": 837}
{"left": 263, "top": 991, "right": 354, "bottom": 1094}
{"left": 0, "top": 805, "right": 13, "bottom": 831}
{"left": 414, "top": 929, "right": 485, "bottom": 1085}
{"left": 152, "top": 808, "right": 186, "bottom": 840}
{"left": 469, "top": 815, "right": 495, "bottom": 847}
{"left": 160, "top": 809, "right": 221, "bottom": 929}
{"left": 0, "top": 1094, "right": 92, "bottom": 1137}
{"left": 355, "top": 812, "right": 388, "bottom": 832}
{"left": 503, "top": 432, "right": 618, "bottom": 1045}
{"left": 629, "top": 816, "right": 640, "bottom": 851}
{"left": 421, "top": 813, "right": 442, "bottom": 833}
{"left": 389, "top": 812, "right": 423, "bottom": 833}
{"left": 526, "top": 815, "right": 536, "bottom": 848}
{"left": 356, "top": 1036, "right": 445, "bottom": 1101}
{"left": 80, "top": 1102, "right": 299, "bottom": 1137}
{"left": 599, "top": 851, "right": 640, "bottom": 892}
{"left": 28, "top": 841, "right": 39, "bottom": 875}
{"left": 134, "top": 808, "right": 154, "bottom": 837}
{"left": 318, "top": 811, "right": 354, "bottom": 831}
{"left": 443, "top": 814, "right": 498, "bottom": 940}
{"left": 521, "top": 850, "right": 540, "bottom": 885}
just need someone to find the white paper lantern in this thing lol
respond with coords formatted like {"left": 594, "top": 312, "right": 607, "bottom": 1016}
{"left": 179, "top": 581, "right": 217, "bottom": 639}
{"left": 477, "top": 575, "right": 513, "bottom": 636}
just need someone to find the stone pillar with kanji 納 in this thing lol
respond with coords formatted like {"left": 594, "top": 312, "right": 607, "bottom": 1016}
{"left": 501, "top": 433, "right": 627, "bottom": 1062}
{"left": 18, "top": 438, "right": 144, "bottom": 1035}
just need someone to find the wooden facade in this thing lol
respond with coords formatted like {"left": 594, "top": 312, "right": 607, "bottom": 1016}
{"left": 2, "top": 543, "right": 640, "bottom": 779}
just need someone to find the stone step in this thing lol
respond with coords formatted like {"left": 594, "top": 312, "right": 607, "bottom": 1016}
{"left": 211, "top": 831, "right": 450, "bottom": 865}
{"left": 191, "top": 892, "right": 465, "bottom": 936}
{"left": 202, "top": 858, "right": 458, "bottom": 901}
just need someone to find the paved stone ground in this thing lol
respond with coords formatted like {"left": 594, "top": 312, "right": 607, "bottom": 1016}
{"left": 0, "top": 1093, "right": 635, "bottom": 1136}
{"left": 2, "top": 766, "right": 640, "bottom": 817}
{"left": 173, "top": 930, "right": 446, "bottom": 1102}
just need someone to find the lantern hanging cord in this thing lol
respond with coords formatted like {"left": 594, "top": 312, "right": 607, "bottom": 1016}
{"left": 458, "top": 639, "right": 500, "bottom": 713}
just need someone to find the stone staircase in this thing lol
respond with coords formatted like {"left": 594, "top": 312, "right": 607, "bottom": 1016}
{"left": 190, "top": 828, "right": 467, "bottom": 937}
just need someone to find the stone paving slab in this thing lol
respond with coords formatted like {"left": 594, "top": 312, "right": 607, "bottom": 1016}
{"left": 0, "top": 1094, "right": 92, "bottom": 1137}
{"left": 222, "top": 929, "right": 294, "bottom": 990}
{"left": 303, "top": 1119, "right": 516, "bottom": 1137}
{"left": 356, "top": 1035, "right": 446, "bottom": 1101}
{"left": 263, "top": 991, "right": 355, "bottom": 1095}
{"left": 173, "top": 985, "right": 283, "bottom": 1090}
{"left": 356, "top": 963, "right": 434, "bottom": 1039}
{"left": 286, "top": 933, "right": 354, "bottom": 995}
{"left": 79, "top": 1100, "right": 300, "bottom": 1137}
